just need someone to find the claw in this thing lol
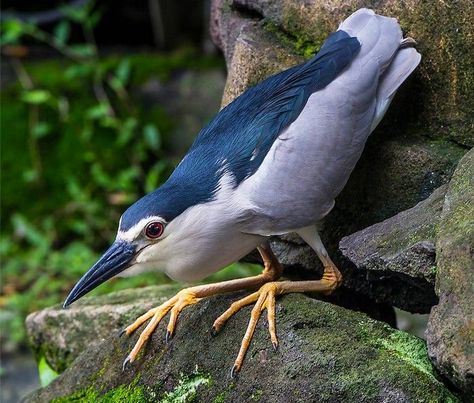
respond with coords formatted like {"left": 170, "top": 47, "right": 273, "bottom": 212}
{"left": 210, "top": 327, "right": 218, "bottom": 337}
{"left": 272, "top": 341, "right": 278, "bottom": 351}
{"left": 118, "top": 328, "right": 127, "bottom": 338}
{"left": 122, "top": 356, "right": 131, "bottom": 371}
{"left": 230, "top": 364, "right": 239, "bottom": 379}
{"left": 121, "top": 289, "right": 201, "bottom": 366}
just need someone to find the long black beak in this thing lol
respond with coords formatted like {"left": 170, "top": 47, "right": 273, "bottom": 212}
{"left": 63, "top": 241, "right": 136, "bottom": 308}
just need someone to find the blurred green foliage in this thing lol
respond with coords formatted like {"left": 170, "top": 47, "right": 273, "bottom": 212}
{"left": 1, "top": 2, "right": 258, "bottom": 351}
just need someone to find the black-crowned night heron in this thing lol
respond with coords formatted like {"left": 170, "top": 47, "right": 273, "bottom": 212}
{"left": 64, "top": 9, "right": 421, "bottom": 376}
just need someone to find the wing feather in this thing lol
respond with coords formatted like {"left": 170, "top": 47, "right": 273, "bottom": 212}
{"left": 188, "top": 31, "right": 361, "bottom": 184}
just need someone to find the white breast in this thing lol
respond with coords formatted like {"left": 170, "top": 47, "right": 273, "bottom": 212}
{"left": 156, "top": 172, "right": 263, "bottom": 282}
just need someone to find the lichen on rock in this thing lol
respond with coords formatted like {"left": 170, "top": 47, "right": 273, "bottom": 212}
{"left": 427, "top": 148, "right": 474, "bottom": 398}
{"left": 26, "top": 291, "right": 459, "bottom": 402}
{"left": 337, "top": 184, "right": 448, "bottom": 313}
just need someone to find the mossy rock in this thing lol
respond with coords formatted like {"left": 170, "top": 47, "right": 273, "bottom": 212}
{"left": 26, "top": 285, "right": 182, "bottom": 373}
{"left": 427, "top": 148, "right": 474, "bottom": 398}
{"left": 27, "top": 288, "right": 458, "bottom": 402}
{"left": 212, "top": 0, "right": 474, "bottom": 147}
{"left": 336, "top": 184, "right": 448, "bottom": 313}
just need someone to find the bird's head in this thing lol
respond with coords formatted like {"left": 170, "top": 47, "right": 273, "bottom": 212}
{"left": 63, "top": 211, "right": 166, "bottom": 307}
{"left": 63, "top": 181, "right": 215, "bottom": 307}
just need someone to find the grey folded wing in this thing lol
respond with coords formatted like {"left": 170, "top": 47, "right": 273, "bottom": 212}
{"left": 236, "top": 8, "right": 421, "bottom": 236}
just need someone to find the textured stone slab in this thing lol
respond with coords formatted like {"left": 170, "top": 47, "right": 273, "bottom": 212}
{"left": 337, "top": 185, "right": 447, "bottom": 313}
{"left": 26, "top": 285, "right": 181, "bottom": 373}
{"left": 26, "top": 289, "right": 458, "bottom": 402}
{"left": 427, "top": 148, "right": 474, "bottom": 398}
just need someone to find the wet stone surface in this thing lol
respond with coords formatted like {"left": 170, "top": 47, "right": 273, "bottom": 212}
{"left": 26, "top": 289, "right": 459, "bottom": 402}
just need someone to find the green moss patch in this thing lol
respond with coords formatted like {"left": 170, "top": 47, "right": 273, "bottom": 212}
{"left": 263, "top": 21, "right": 322, "bottom": 59}
{"left": 379, "top": 331, "right": 434, "bottom": 377}
{"left": 52, "top": 376, "right": 147, "bottom": 402}
{"left": 160, "top": 369, "right": 212, "bottom": 403}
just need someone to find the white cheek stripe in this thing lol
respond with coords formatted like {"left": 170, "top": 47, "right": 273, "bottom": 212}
{"left": 117, "top": 216, "right": 165, "bottom": 242}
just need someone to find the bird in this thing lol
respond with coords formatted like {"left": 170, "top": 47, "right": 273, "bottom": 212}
{"left": 64, "top": 8, "right": 421, "bottom": 376}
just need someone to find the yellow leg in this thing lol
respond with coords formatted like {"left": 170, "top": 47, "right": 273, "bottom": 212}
{"left": 121, "top": 242, "right": 282, "bottom": 369}
{"left": 222, "top": 262, "right": 342, "bottom": 376}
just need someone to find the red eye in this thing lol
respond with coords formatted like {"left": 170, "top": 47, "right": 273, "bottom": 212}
{"left": 145, "top": 222, "right": 164, "bottom": 239}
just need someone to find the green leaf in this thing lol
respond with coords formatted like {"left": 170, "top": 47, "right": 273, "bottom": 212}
{"left": 64, "top": 63, "right": 94, "bottom": 80}
{"left": 88, "top": 9, "right": 104, "bottom": 29}
{"left": 66, "top": 179, "right": 84, "bottom": 200}
{"left": 38, "top": 356, "right": 59, "bottom": 387}
{"left": 69, "top": 44, "right": 96, "bottom": 58}
{"left": 21, "top": 89, "right": 51, "bottom": 105}
{"left": 0, "top": 19, "right": 24, "bottom": 45}
{"left": 61, "top": 3, "right": 88, "bottom": 23}
{"left": 117, "top": 117, "right": 138, "bottom": 146}
{"left": 86, "top": 103, "right": 109, "bottom": 120}
{"left": 115, "top": 59, "right": 131, "bottom": 85}
{"left": 90, "top": 163, "right": 110, "bottom": 187}
{"left": 22, "top": 169, "right": 40, "bottom": 183}
{"left": 116, "top": 166, "right": 140, "bottom": 189}
{"left": 143, "top": 124, "right": 161, "bottom": 151}
{"left": 32, "top": 122, "right": 52, "bottom": 138}
{"left": 53, "top": 21, "right": 71, "bottom": 45}
{"left": 99, "top": 115, "right": 119, "bottom": 129}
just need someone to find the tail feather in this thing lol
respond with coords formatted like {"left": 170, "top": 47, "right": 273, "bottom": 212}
{"left": 338, "top": 8, "right": 421, "bottom": 132}
{"left": 370, "top": 42, "right": 421, "bottom": 132}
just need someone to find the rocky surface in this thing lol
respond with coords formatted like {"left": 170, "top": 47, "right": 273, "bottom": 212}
{"left": 427, "top": 149, "right": 474, "bottom": 398}
{"left": 26, "top": 285, "right": 181, "bottom": 373}
{"left": 26, "top": 286, "right": 459, "bottom": 402}
{"left": 212, "top": 0, "right": 474, "bottom": 147}
{"left": 27, "top": 286, "right": 401, "bottom": 375}
{"left": 336, "top": 185, "right": 447, "bottom": 313}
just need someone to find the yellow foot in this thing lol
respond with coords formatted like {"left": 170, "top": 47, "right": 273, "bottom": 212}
{"left": 320, "top": 263, "right": 343, "bottom": 295}
{"left": 212, "top": 264, "right": 342, "bottom": 376}
{"left": 121, "top": 288, "right": 201, "bottom": 369}
{"left": 213, "top": 282, "right": 281, "bottom": 377}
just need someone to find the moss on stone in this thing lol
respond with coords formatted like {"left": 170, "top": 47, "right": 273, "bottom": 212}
{"left": 379, "top": 331, "right": 434, "bottom": 377}
{"left": 27, "top": 293, "right": 460, "bottom": 402}
{"left": 52, "top": 376, "right": 147, "bottom": 403}
{"left": 250, "top": 389, "right": 263, "bottom": 401}
{"left": 263, "top": 21, "right": 321, "bottom": 59}
{"left": 212, "top": 391, "right": 227, "bottom": 403}
{"left": 160, "top": 369, "right": 211, "bottom": 403}
{"left": 427, "top": 149, "right": 474, "bottom": 397}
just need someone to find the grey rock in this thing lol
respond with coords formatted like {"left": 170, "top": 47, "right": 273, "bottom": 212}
{"left": 212, "top": 0, "right": 474, "bottom": 147}
{"left": 337, "top": 185, "right": 448, "bottom": 313}
{"left": 26, "top": 287, "right": 458, "bottom": 402}
{"left": 427, "top": 148, "right": 474, "bottom": 398}
{"left": 26, "top": 285, "right": 181, "bottom": 373}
